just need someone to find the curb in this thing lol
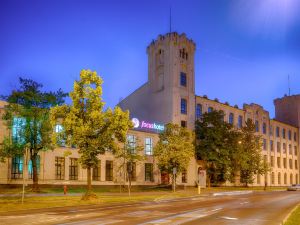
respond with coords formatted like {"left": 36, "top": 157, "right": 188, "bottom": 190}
{"left": 281, "top": 204, "right": 299, "bottom": 225}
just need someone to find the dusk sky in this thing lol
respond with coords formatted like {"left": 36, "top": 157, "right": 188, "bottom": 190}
{"left": 1, "top": 0, "right": 300, "bottom": 117}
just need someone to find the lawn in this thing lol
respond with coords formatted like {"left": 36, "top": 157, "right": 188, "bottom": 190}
{"left": 284, "top": 205, "right": 300, "bottom": 225}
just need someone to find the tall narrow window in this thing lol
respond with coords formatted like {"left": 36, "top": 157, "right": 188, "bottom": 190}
{"left": 295, "top": 146, "right": 298, "bottom": 156}
{"left": 11, "top": 156, "right": 23, "bottom": 179}
{"left": 69, "top": 158, "right": 78, "bottom": 180}
{"left": 289, "top": 144, "right": 292, "bottom": 155}
{"left": 181, "top": 98, "right": 187, "bottom": 114}
{"left": 92, "top": 161, "right": 101, "bottom": 181}
{"left": 105, "top": 160, "right": 113, "bottom": 181}
{"left": 277, "top": 157, "right": 281, "bottom": 168}
{"left": 208, "top": 107, "right": 213, "bottom": 113}
{"left": 180, "top": 72, "right": 187, "bottom": 87}
{"left": 127, "top": 135, "right": 136, "bottom": 154}
{"left": 278, "top": 173, "right": 281, "bottom": 184}
{"left": 277, "top": 142, "right": 281, "bottom": 153}
{"left": 262, "top": 122, "right": 267, "bottom": 134}
{"left": 283, "top": 158, "right": 287, "bottom": 169}
{"left": 55, "top": 157, "right": 65, "bottom": 180}
{"left": 283, "top": 143, "right": 286, "bottom": 153}
{"left": 255, "top": 121, "right": 259, "bottom": 132}
{"left": 238, "top": 115, "right": 243, "bottom": 128}
{"left": 127, "top": 162, "right": 136, "bottom": 182}
{"left": 282, "top": 129, "right": 286, "bottom": 139}
{"left": 270, "top": 140, "right": 274, "bottom": 151}
{"left": 263, "top": 139, "right": 267, "bottom": 150}
{"left": 145, "top": 137, "right": 153, "bottom": 155}
{"left": 295, "top": 160, "right": 298, "bottom": 169}
{"left": 276, "top": 127, "right": 280, "bottom": 137}
{"left": 288, "top": 130, "right": 292, "bottom": 140}
{"left": 229, "top": 113, "right": 234, "bottom": 125}
{"left": 28, "top": 155, "right": 40, "bottom": 179}
{"left": 294, "top": 132, "right": 297, "bottom": 141}
{"left": 289, "top": 159, "right": 293, "bottom": 169}
{"left": 182, "top": 170, "right": 187, "bottom": 183}
{"left": 145, "top": 163, "right": 154, "bottom": 182}
{"left": 196, "top": 104, "right": 202, "bottom": 120}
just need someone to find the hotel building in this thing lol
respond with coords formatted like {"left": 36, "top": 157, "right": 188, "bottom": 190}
{"left": 0, "top": 32, "right": 299, "bottom": 187}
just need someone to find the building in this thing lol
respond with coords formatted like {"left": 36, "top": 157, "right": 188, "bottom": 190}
{"left": 0, "top": 32, "right": 299, "bottom": 187}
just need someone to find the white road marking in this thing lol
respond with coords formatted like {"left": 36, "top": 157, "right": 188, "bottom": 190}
{"left": 220, "top": 216, "right": 238, "bottom": 220}
{"left": 213, "top": 191, "right": 253, "bottom": 196}
{"left": 240, "top": 201, "right": 249, "bottom": 205}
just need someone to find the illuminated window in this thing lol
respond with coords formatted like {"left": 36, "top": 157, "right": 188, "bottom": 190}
{"left": 12, "top": 117, "right": 26, "bottom": 143}
{"left": 145, "top": 137, "right": 153, "bottom": 155}
{"left": 92, "top": 161, "right": 101, "bottom": 181}
{"left": 145, "top": 163, "right": 154, "bottom": 182}
{"left": 11, "top": 156, "right": 23, "bottom": 179}
{"left": 105, "top": 160, "right": 113, "bottom": 181}
{"left": 181, "top": 98, "right": 187, "bottom": 114}
{"left": 180, "top": 72, "right": 187, "bottom": 87}
{"left": 55, "top": 157, "right": 65, "bottom": 180}
{"left": 196, "top": 104, "right": 202, "bottom": 119}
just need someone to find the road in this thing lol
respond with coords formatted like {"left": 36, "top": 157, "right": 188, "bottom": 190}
{"left": 0, "top": 191, "right": 299, "bottom": 225}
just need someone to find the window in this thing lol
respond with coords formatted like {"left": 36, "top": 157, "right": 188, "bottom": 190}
{"left": 283, "top": 158, "right": 287, "bottom": 169}
{"left": 127, "top": 162, "right": 136, "bottom": 181}
{"left": 282, "top": 129, "right": 286, "bottom": 139}
{"left": 92, "top": 161, "right": 101, "bottom": 181}
{"left": 196, "top": 104, "right": 202, "bottom": 119}
{"left": 229, "top": 113, "right": 234, "bottom": 125}
{"left": 269, "top": 125, "right": 273, "bottom": 136}
{"left": 284, "top": 173, "right": 287, "bottom": 185}
{"left": 181, "top": 120, "right": 187, "bottom": 127}
{"left": 28, "top": 155, "right": 40, "bottom": 179}
{"left": 182, "top": 170, "right": 187, "bottom": 183}
{"left": 69, "top": 158, "right": 78, "bottom": 180}
{"left": 278, "top": 172, "right": 281, "bottom": 184}
{"left": 12, "top": 117, "right": 26, "bottom": 144}
{"left": 127, "top": 135, "right": 136, "bottom": 154}
{"left": 145, "top": 163, "right": 154, "bottom": 182}
{"left": 11, "top": 156, "right": 23, "bottom": 179}
{"left": 179, "top": 48, "right": 188, "bottom": 60}
{"left": 271, "top": 156, "right": 274, "bottom": 167}
{"left": 263, "top": 139, "right": 267, "bottom": 150}
{"left": 55, "top": 124, "right": 65, "bottom": 146}
{"left": 55, "top": 157, "right": 65, "bottom": 180}
{"left": 277, "top": 157, "right": 281, "bottom": 168}
{"left": 276, "top": 127, "right": 280, "bottom": 137}
{"left": 289, "top": 144, "right": 292, "bottom": 155}
{"left": 255, "top": 121, "right": 259, "bottom": 132}
{"left": 208, "top": 107, "right": 213, "bottom": 113}
{"left": 295, "top": 160, "right": 298, "bottom": 170}
{"left": 297, "top": 174, "right": 299, "bottom": 184}
{"left": 289, "top": 159, "right": 293, "bottom": 169}
{"left": 270, "top": 140, "right": 274, "bottom": 151}
{"left": 238, "top": 115, "right": 243, "bottom": 128}
{"left": 283, "top": 143, "right": 286, "bottom": 153}
{"left": 180, "top": 72, "right": 187, "bottom": 87}
{"left": 288, "top": 130, "right": 292, "bottom": 140}
{"left": 180, "top": 98, "right": 187, "bottom": 114}
{"left": 271, "top": 172, "right": 275, "bottom": 185}
{"left": 294, "top": 132, "right": 297, "bottom": 141}
{"left": 105, "top": 160, "right": 113, "bottom": 181}
{"left": 145, "top": 137, "right": 153, "bottom": 155}
{"left": 262, "top": 123, "right": 267, "bottom": 134}
{"left": 277, "top": 142, "right": 281, "bottom": 153}
{"left": 295, "top": 146, "right": 298, "bottom": 156}
{"left": 290, "top": 174, "right": 293, "bottom": 185}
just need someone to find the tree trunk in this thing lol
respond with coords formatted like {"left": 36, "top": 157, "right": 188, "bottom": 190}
{"left": 87, "top": 166, "right": 92, "bottom": 192}
{"left": 32, "top": 153, "right": 39, "bottom": 192}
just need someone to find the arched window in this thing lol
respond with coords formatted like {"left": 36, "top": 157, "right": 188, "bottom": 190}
{"left": 229, "top": 113, "right": 234, "bottom": 125}
{"left": 278, "top": 172, "right": 281, "bottom": 185}
{"left": 284, "top": 173, "right": 287, "bottom": 185}
{"left": 271, "top": 172, "right": 275, "bottom": 185}
{"left": 290, "top": 174, "right": 293, "bottom": 185}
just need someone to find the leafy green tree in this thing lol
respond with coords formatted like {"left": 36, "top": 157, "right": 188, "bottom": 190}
{"left": 154, "top": 123, "right": 194, "bottom": 192}
{"left": 50, "top": 70, "right": 132, "bottom": 198}
{"left": 195, "top": 110, "right": 233, "bottom": 187}
{"left": 0, "top": 78, "right": 66, "bottom": 191}
{"left": 239, "top": 119, "right": 269, "bottom": 186}
{"left": 115, "top": 136, "right": 145, "bottom": 196}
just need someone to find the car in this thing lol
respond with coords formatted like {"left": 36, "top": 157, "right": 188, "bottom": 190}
{"left": 287, "top": 184, "right": 300, "bottom": 191}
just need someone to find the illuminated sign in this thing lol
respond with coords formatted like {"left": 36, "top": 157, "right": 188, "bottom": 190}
{"left": 131, "top": 118, "right": 164, "bottom": 132}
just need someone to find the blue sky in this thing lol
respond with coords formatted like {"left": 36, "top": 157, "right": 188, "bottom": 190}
{"left": 1, "top": 0, "right": 300, "bottom": 117}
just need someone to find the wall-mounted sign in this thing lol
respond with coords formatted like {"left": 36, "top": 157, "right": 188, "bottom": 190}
{"left": 131, "top": 118, "right": 165, "bottom": 132}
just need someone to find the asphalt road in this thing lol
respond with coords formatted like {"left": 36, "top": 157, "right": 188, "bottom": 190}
{"left": 1, "top": 191, "right": 300, "bottom": 225}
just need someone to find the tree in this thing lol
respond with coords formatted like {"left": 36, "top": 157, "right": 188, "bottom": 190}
{"left": 154, "top": 123, "right": 194, "bottom": 192}
{"left": 50, "top": 69, "right": 132, "bottom": 198}
{"left": 114, "top": 136, "right": 144, "bottom": 196}
{"left": 0, "top": 78, "right": 66, "bottom": 191}
{"left": 239, "top": 119, "right": 270, "bottom": 187}
{"left": 195, "top": 110, "right": 233, "bottom": 187}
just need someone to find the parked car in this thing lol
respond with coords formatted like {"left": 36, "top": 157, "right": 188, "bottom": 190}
{"left": 287, "top": 184, "right": 300, "bottom": 191}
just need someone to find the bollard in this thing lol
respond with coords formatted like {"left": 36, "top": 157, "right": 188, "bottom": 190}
{"left": 64, "top": 185, "right": 68, "bottom": 195}
{"left": 198, "top": 185, "right": 201, "bottom": 195}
